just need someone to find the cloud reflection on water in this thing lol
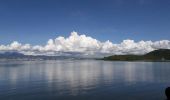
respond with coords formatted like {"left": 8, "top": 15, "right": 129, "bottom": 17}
{"left": 0, "top": 60, "right": 170, "bottom": 96}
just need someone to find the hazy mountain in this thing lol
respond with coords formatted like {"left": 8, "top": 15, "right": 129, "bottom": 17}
{"left": 0, "top": 52, "right": 25, "bottom": 57}
{"left": 1, "top": 49, "right": 170, "bottom": 61}
{"left": 0, "top": 52, "right": 90, "bottom": 60}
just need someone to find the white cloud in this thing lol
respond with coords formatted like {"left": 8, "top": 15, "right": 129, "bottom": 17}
{"left": 0, "top": 31, "right": 170, "bottom": 57}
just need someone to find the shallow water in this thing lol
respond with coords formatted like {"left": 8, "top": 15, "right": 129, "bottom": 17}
{"left": 0, "top": 60, "right": 170, "bottom": 100}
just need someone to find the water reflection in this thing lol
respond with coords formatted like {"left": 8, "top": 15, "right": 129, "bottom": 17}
{"left": 0, "top": 60, "right": 170, "bottom": 100}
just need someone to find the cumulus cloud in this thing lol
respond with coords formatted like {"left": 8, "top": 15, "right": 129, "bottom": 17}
{"left": 0, "top": 31, "right": 170, "bottom": 57}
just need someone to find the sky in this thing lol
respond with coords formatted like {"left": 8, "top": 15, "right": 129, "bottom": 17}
{"left": 0, "top": 0, "right": 170, "bottom": 56}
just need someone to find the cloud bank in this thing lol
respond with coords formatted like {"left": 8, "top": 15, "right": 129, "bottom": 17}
{"left": 0, "top": 31, "right": 170, "bottom": 57}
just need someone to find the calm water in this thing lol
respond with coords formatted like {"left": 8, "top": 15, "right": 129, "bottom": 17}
{"left": 0, "top": 60, "right": 170, "bottom": 100}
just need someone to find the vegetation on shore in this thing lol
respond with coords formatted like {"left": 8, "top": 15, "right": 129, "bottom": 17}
{"left": 0, "top": 49, "right": 170, "bottom": 61}
{"left": 101, "top": 49, "right": 170, "bottom": 61}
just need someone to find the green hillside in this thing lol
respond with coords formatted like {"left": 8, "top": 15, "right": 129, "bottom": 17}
{"left": 102, "top": 49, "right": 170, "bottom": 61}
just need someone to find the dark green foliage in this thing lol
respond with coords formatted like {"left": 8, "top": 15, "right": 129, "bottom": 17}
{"left": 102, "top": 49, "right": 170, "bottom": 61}
{"left": 144, "top": 49, "right": 170, "bottom": 60}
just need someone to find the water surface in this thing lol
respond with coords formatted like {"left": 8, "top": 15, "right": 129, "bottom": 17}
{"left": 0, "top": 60, "right": 170, "bottom": 100}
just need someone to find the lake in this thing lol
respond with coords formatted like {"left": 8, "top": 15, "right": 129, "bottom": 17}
{"left": 0, "top": 60, "right": 169, "bottom": 100}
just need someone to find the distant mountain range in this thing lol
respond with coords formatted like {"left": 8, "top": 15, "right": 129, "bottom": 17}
{"left": 0, "top": 52, "right": 85, "bottom": 60}
{"left": 0, "top": 49, "right": 170, "bottom": 61}
{"left": 0, "top": 52, "right": 25, "bottom": 57}
{"left": 102, "top": 49, "right": 170, "bottom": 61}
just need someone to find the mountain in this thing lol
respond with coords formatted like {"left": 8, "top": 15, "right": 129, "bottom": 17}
{"left": 0, "top": 52, "right": 88, "bottom": 60}
{"left": 144, "top": 49, "right": 170, "bottom": 60}
{"left": 0, "top": 52, "right": 25, "bottom": 57}
{"left": 1, "top": 49, "right": 170, "bottom": 61}
{"left": 102, "top": 49, "right": 170, "bottom": 61}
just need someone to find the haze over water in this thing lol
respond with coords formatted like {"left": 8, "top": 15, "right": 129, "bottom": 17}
{"left": 0, "top": 60, "right": 169, "bottom": 100}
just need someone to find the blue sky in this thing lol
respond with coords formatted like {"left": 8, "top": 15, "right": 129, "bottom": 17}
{"left": 0, "top": 0, "right": 170, "bottom": 45}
